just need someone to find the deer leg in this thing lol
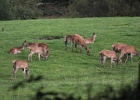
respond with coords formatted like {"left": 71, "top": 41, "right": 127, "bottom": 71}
{"left": 23, "top": 68, "right": 28, "bottom": 79}
{"left": 110, "top": 58, "right": 115, "bottom": 68}
{"left": 71, "top": 42, "right": 74, "bottom": 51}
{"left": 38, "top": 53, "right": 41, "bottom": 61}
{"left": 28, "top": 51, "right": 34, "bottom": 61}
{"left": 11, "top": 67, "right": 15, "bottom": 80}
{"left": 125, "top": 54, "right": 129, "bottom": 63}
{"left": 22, "top": 68, "right": 26, "bottom": 79}
{"left": 80, "top": 45, "right": 83, "bottom": 53}
{"left": 101, "top": 56, "right": 106, "bottom": 67}
{"left": 75, "top": 44, "right": 78, "bottom": 51}
{"left": 119, "top": 53, "right": 124, "bottom": 62}
{"left": 130, "top": 53, "right": 133, "bottom": 63}
{"left": 13, "top": 68, "right": 18, "bottom": 80}
{"left": 45, "top": 49, "right": 50, "bottom": 60}
{"left": 65, "top": 40, "right": 68, "bottom": 50}
{"left": 26, "top": 70, "right": 29, "bottom": 78}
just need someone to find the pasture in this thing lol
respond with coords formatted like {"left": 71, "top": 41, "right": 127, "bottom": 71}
{"left": 0, "top": 17, "right": 140, "bottom": 100}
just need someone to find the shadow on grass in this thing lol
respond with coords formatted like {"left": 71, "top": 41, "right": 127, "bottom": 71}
{"left": 9, "top": 62, "right": 140, "bottom": 100}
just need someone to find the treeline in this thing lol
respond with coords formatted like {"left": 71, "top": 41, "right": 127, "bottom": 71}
{"left": 68, "top": 0, "right": 140, "bottom": 17}
{"left": 0, "top": 0, "right": 140, "bottom": 20}
{"left": 0, "top": 0, "right": 40, "bottom": 20}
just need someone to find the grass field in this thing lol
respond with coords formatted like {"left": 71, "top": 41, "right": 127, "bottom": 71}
{"left": 0, "top": 17, "right": 140, "bottom": 100}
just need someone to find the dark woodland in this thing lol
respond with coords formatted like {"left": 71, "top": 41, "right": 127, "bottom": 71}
{"left": 0, "top": 0, "right": 140, "bottom": 20}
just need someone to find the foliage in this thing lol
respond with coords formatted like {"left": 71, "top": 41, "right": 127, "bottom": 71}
{"left": 0, "top": 0, "right": 14, "bottom": 20}
{"left": 68, "top": 0, "right": 140, "bottom": 17}
{"left": 0, "top": 0, "right": 41, "bottom": 20}
{"left": 10, "top": 0, "right": 41, "bottom": 19}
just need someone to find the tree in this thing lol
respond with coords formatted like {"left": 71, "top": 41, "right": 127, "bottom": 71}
{"left": 10, "top": 0, "right": 41, "bottom": 19}
{"left": 0, "top": 0, "right": 14, "bottom": 20}
{"left": 68, "top": 0, "right": 109, "bottom": 17}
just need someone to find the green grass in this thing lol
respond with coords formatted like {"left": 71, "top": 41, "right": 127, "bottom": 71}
{"left": 0, "top": 17, "right": 140, "bottom": 100}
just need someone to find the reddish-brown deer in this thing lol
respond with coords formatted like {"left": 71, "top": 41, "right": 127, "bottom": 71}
{"left": 65, "top": 33, "right": 96, "bottom": 50}
{"left": 112, "top": 43, "right": 127, "bottom": 53}
{"left": 9, "top": 45, "right": 24, "bottom": 54}
{"left": 11, "top": 60, "right": 29, "bottom": 80}
{"left": 119, "top": 45, "right": 140, "bottom": 63}
{"left": 85, "top": 33, "right": 97, "bottom": 44}
{"left": 22, "top": 40, "right": 50, "bottom": 61}
{"left": 99, "top": 49, "right": 121, "bottom": 68}
{"left": 71, "top": 34, "right": 90, "bottom": 55}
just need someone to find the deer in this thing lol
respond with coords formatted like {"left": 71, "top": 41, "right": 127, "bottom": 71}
{"left": 65, "top": 33, "right": 96, "bottom": 50}
{"left": 71, "top": 34, "right": 90, "bottom": 56}
{"left": 85, "top": 33, "right": 97, "bottom": 44}
{"left": 119, "top": 45, "right": 140, "bottom": 63}
{"left": 9, "top": 45, "right": 24, "bottom": 54}
{"left": 22, "top": 40, "right": 50, "bottom": 61}
{"left": 11, "top": 60, "right": 29, "bottom": 80}
{"left": 99, "top": 49, "right": 121, "bottom": 68}
{"left": 112, "top": 43, "right": 128, "bottom": 53}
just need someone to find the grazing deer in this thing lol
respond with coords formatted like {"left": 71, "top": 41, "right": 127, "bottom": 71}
{"left": 22, "top": 40, "right": 50, "bottom": 61}
{"left": 65, "top": 33, "right": 96, "bottom": 50}
{"left": 85, "top": 33, "right": 97, "bottom": 44}
{"left": 112, "top": 43, "right": 127, "bottom": 53}
{"left": 11, "top": 60, "right": 29, "bottom": 80}
{"left": 99, "top": 49, "right": 121, "bottom": 68}
{"left": 9, "top": 45, "right": 24, "bottom": 54}
{"left": 119, "top": 45, "right": 140, "bottom": 63}
{"left": 71, "top": 34, "right": 90, "bottom": 55}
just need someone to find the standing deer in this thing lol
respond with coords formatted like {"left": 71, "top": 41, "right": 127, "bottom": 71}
{"left": 71, "top": 34, "right": 90, "bottom": 55}
{"left": 119, "top": 45, "right": 140, "bottom": 63}
{"left": 65, "top": 33, "right": 96, "bottom": 50}
{"left": 22, "top": 40, "right": 50, "bottom": 61}
{"left": 112, "top": 43, "right": 127, "bottom": 53}
{"left": 99, "top": 49, "right": 121, "bottom": 68}
{"left": 85, "top": 33, "right": 97, "bottom": 44}
{"left": 9, "top": 45, "right": 24, "bottom": 54}
{"left": 11, "top": 60, "right": 29, "bottom": 80}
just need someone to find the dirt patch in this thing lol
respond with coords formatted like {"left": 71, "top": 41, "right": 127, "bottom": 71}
{"left": 39, "top": 36, "right": 64, "bottom": 40}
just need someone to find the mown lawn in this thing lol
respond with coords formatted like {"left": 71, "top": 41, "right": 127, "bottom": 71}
{"left": 0, "top": 17, "right": 140, "bottom": 100}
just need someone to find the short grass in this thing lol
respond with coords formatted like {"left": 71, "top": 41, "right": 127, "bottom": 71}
{"left": 0, "top": 17, "right": 140, "bottom": 100}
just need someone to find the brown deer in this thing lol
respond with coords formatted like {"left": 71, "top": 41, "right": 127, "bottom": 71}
{"left": 112, "top": 43, "right": 127, "bottom": 53}
{"left": 22, "top": 40, "right": 50, "bottom": 61}
{"left": 9, "top": 45, "right": 24, "bottom": 54}
{"left": 85, "top": 33, "right": 97, "bottom": 44}
{"left": 99, "top": 49, "right": 121, "bottom": 68}
{"left": 11, "top": 60, "right": 29, "bottom": 80}
{"left": 71, "top": 34, "right": 90, "bottom": 55}
{"left": 65, "top": 33, "right": 96, "bottom": 50}
{"left": 119, "top": 45, "right": 140, "bottom": 63}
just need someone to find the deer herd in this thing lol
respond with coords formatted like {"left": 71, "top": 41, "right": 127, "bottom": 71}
{"left": 9, "top": 33, "right": 140, "bottom": 80}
